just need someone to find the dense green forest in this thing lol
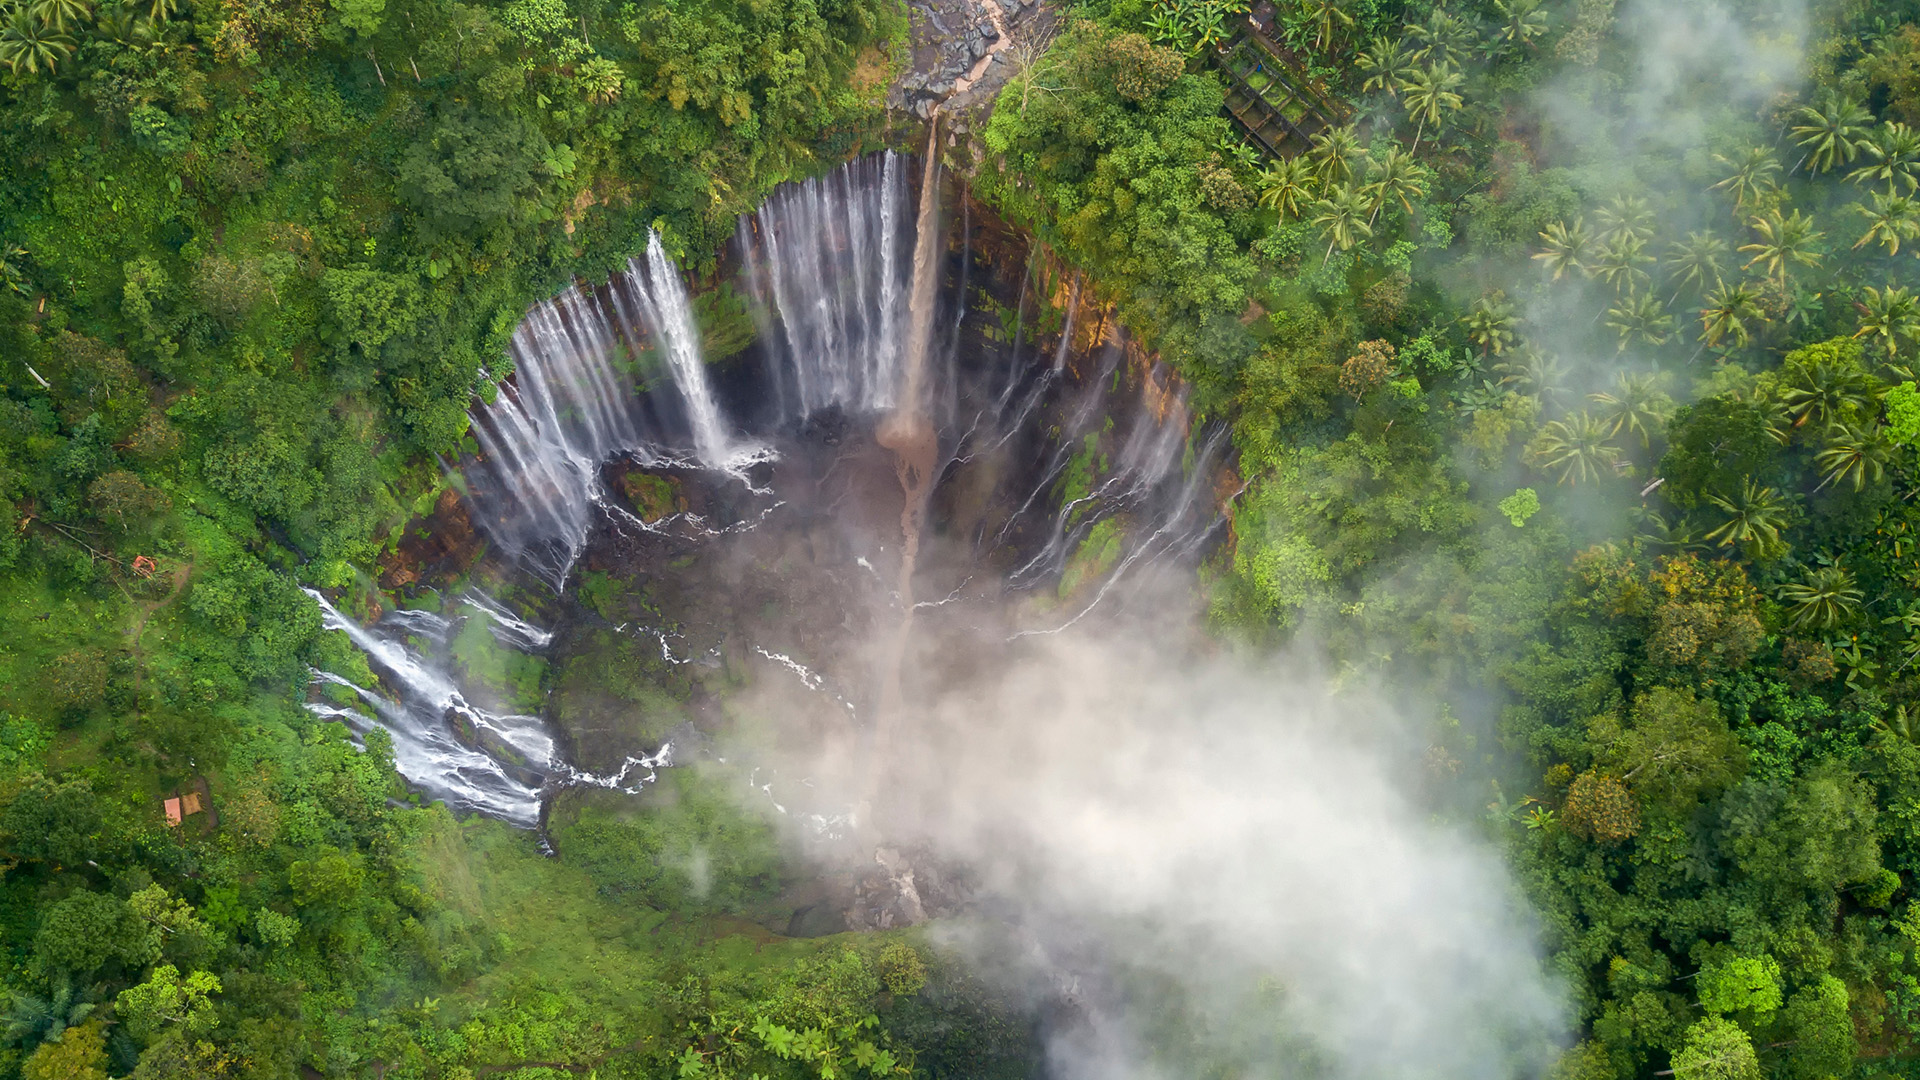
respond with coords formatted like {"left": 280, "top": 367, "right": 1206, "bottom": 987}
{"left": 5, "top": 0, "right": 1920, "bottom": 1070}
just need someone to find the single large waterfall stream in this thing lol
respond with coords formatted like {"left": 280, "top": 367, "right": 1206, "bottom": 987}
{"left": 307, "top": 151, "right": 1231, "bottom": 829}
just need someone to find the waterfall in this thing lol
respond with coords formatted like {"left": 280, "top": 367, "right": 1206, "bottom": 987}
{"left": 893, "top": 130, "right": 944, "bottom": 436}
{"left": 634, "top": 232, "right": 729, "bottom": 466}
{"left": 304, "top": 589, "right": 677, "bottom": 822}
{"left": 464, "top": 230, "right": 728, "bottom": 586}
{"left": 364, "top": 153, "right": 1236, "bottom": 829}
{"left": 304, "top": 589, "right": 553, "bottom": 825}
{"left": 739, "top": 152, "right": 914, "bottom": 420}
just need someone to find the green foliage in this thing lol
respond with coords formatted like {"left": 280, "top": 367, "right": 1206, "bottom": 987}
{"left": 1696, "top": 955, "right": 1781, "bottom": 1018}
{"left": 34, "top": 890, "right": 159, "bottom": 978}
{"left": 1671, "top": 1017, "right": 1760, "bottom": 1080}
{"left": 1499, "top": 487, "right": 1539, "bottom": 527}
{"left": 115, "top": 964, "right": 221, "bottom": 1045}
{"left": 555, "top": 769, "right": 782, "bottom": 913}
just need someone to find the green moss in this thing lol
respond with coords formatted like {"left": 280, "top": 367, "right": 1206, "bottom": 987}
{"left": 1058, "top": 517, "right": 1124, "bottom": 599}
{"left": 450, "top": 611, "right": 547, "bottom": 713}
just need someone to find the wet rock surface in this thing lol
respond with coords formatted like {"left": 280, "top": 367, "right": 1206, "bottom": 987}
{"left": 889, "top": 0, "right": 1055, "bottom": 120}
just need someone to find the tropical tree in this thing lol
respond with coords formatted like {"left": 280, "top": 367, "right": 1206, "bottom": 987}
{"left": 1853, "top": 192, "right": 1920, "bottom": 255}
{"left": 1488, "top": 0, "right": 1547, "bottom": 56}
{"left": 1299, "top": 0, "right": 1353, "bottom": 54}
{"left": 1850, "top": 122, "right": 1920, "bottom": 194}
{"left": 4, "top": 979, "right": 94, "bottom": 1053}
{"left": 1461, "top": 292, "right": 1518, "bottom": 357}
{"left": 1356, "top": 35, "right": 1414, "bottom": 98}
{"left": 1494, "top": 346, "right": 1568, "bottom": 405}
{"left": 1705, "top": 480, "right": 1791, "bottom": 560}
{"left": 1814, "top": 425, "right": 1895, "bottom": 492}
{"left": 1710, "top": 148, "right": 1782, "bottom": 211}
{"left": 1739, "top": 209, "right": 1824, "bottom": 282}
{"left": 1699, "top": 281, "right": 1766, "bottom": 349}
{"left": 1595, "top": 194, "right": 1655, "bottom": 247}
{"left": 0, "top": 11, "right": 72, "bottom": 73}
{"left": 1307, "top": 123, "right": 1364, "bottom": 186}
{"left": 1527, "top": 411, "right": 1621, "bottom": 485}
{"left": 1404, "top": 6, "right": 1475, "bottom": 70}
{"left": 1590, "top": 371, "right": 1673, "bottom": 447}
{"left": 1256, "top": 156, "right": 1316, "bottom": 219}
{"left": 94, "top": 8, "right": 152, "bottom": 46}
{"left": 1780, "top": 351, "right": 1877, "bottom": 432}
{"left": 1856, "top": 285, "right": 1920, "bottom": 359}
{"left": 1779, "top": 566, "right": 1864, "bottom": 629}
{"left": 1664, "top": 231, "right": 1729, "bottom": 301}
{"left": 1605, "top": 294, "right": 1676, "bottom": 353}
{"left": 1398, "top": 63, "right": 1464, "bottom": 153}
{"left": 574, "top": 57, "right": 624, "bottom": 105}
{"left": 1309, "top": 183, "right": 1373, "bottom": 257}
{"left": 1792, "top": 90, "right": 1873, "bottom": 174}
{"left": 29, "top": 0, "right": 89, "bottom": 31}
{"left": 1362, "top": 145, "right": 1428, "bottom": 223}
{"left": 1590, "top": 234, "right": 1654, "bottom": 295}
{"left": 1535, "top": 218, "right": 1592, "bottom": 280}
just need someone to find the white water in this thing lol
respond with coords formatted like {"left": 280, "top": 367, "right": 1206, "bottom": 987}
{"left": 738, "top": 152, "right": 916, "bottom": 420}
{"left": 304, "top": 589, "right": 674, "bottom": 824}
{"left": 464, "top": 230, "right": 729, "bottom": 586}
{"left": 634, "top": 231, "right": 730, "bottom": 466}
{"left": 338, "top": 154, "right": 1231, "bottom": 828}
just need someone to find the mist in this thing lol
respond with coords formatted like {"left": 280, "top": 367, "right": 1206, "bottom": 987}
{"left": 752, "top": 589, "right": 1568, "bottom": 1080}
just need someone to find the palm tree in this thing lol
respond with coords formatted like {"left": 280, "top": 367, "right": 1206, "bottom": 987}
{"left": 1814, "top": 424, "right": 1895, "bottom": 492}
{"left": 1356, "top": 35, "right": 1414, "bottom": 99}
{"left": 1738, "top": 208, "right": 1824, "bottom": 282}
{"left": 1664, "top": 231, "right": 1729, "bottom": 301}
{"left": 0, "top": 11, "right": 72, "bottom": 73}
{"left": 1256, "top": 156, "right": 1316, "bottom": 219}
{"left": 1494, "top": 346, "right": 1568, "bottom": 405}
{"left": 1488, "top": 0, "right": 1547, "bottom": 57}
{"left": 1398, "top": 63, "right": 1464, "bottom": 154}
{"left": 1855, "top": 284, "right": 1920, "bottom": 360}
{"left": 1779, "top": 566, "right": 1864, "bottom": 630}
{"left": 1699, "top": 280, "right": 1765, "bottom": 349}
{"left": 1527, "top": 411, "right": 1621, "bottom": 485}
{"left": 1594, "top": 194, "right": 1655, "bottom": 247}
{"left": 1461, "top": 292, "right": 1518, "bottom": 357}
{"left": 146, "top": 0, "right": 176, "bottom": 19}
{"left": 1309, "top": 183, "right": 1373, "bottom": 258}
{"left": 575, "top": 57, "right": 624, "bottom": 105}
{"left": 1710, "top": 148, "right": 1782, "bottom": 211}
{"left": 1308, "top": 123, "right": 1364, "bottom": 186}
{"left": 1534, "top": 218, "right": 1592, "bottom": 280}
{"left": 1850, "top": 122, "right": 1920, "bottom": 194}
{"left": 1590, "top": 371, "right": 1673, "bottom": 446}
{"left": 1405, "top": 6, "right": 1475, "bottom": 70}
{"left": 1704, "top": 479, "right": 1790, "bottom": 560}
{"left": 29, "top": 0, "right": 88, "bottom": 31}
{"left": 1605, "top": 294, "right": 1675, "bottom": 353}
{"left": 1853, "top": 192, "right": 1920, "bottom": 256}
{"left": 94, "top": 7, "right": 152, "bottom": 46}
{"left": 1779, "top": 352, "right": 1876, "bottom": 431}
{"left": 4, "top": 979, "right": 93, "bottom": 1052}
{"left": 1590, "top": 233, "right": 1654, "bottom": 295}
{"left": 1362, "top": 144, "right": 1429, "bottom": 223}
{"left": 1792, "top": 90, "right": 1873, "bottom": 174}
{"left": 1300, "top": 0, "right": 1353, "bottom": 54}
